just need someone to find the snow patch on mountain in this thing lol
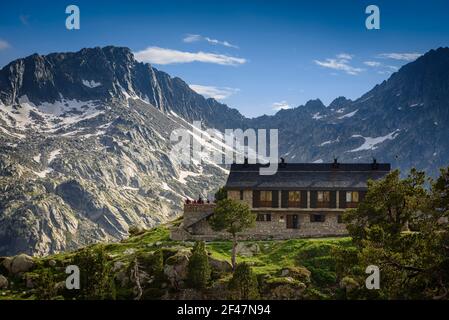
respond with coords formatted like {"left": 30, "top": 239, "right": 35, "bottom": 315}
{"left": 319, "top": 138, "right": 340, "bottom": 147}
{"left": 338, "top": 109, "right": 358, "bottom": 119}
{"left": 48, "top": 149, "right": 61, "bottom": 163}
{"left": 319, "top": 140, "right": 332, "bottom": 146}
{"left": 33, "top": 168, "right": 54, "bottom": 178}
{"left": 33, "top": 154, "right": 41, "bottom": 163}
{"left": 82, "top": 79, "right": 102, "bottom": 88}
{"left": 0, "top": 96, "right": 105, "bottom": 132}
{"left": 348, "top": 130, "right": 400, "bottom": 152}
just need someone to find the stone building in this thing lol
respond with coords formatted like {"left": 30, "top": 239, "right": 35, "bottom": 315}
{"left": 171, "top": 160, "right": 390, "bottom": 240}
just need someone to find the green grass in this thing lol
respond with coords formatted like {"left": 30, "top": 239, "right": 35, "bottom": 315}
{"left": 102, "top": 225, "right": 172, "bottom": 257}
{"left": 206, "top": 237, "right": 353, "bottom": 283}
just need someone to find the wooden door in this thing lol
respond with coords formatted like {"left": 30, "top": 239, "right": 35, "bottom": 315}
{"left": 286, "top": 214, "right": 299, "bottom": 229}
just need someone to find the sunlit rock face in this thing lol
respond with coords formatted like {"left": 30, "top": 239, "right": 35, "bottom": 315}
{"left": 0, "top": 46, "right": 235, "bottom": 256}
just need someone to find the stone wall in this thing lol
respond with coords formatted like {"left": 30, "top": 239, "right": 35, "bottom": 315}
{"left": 182, "top": 203, "right": 216, "bottom": 228}
{"left": 171, "top": 201, "right": 348, "bottom": 241}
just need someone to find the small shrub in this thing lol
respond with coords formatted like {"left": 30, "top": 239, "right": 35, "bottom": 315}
{"left": 279, "top": 266, "right": 311, "bottom": 284}
{"left": 303, "top": 287, "right": 331, "bottom": 300}
{"left": 187, "top": 241, "right": 211, "bottom": 289}
{"left": 34, "top": 269, "right": 57, "bottom": 300}
{"left": 228, "top": 263, "right": 259, "bottom": 299}
{"left": 151, "top": 250, "right": 164, "bottom": 276}
{"left": 71, "top": 245, "right": 116, "bottom": 300}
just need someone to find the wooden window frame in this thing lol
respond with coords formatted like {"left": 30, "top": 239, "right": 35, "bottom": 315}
{"left": 288, "top": 191, "right": 301, "bottom": 208}
{"left": 316, "top": 191, "right": 331, "bottom": 208}
{"left": 260, "top": 191, "right": 273, "bottom": 207}
{"left": 345, "top": 191, "right": 359, "bottom": 208}
{"left": 256, "top": 213, "right": 272, "bottom": 222}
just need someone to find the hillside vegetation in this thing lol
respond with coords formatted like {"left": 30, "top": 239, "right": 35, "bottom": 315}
{"left": 0, "top": 222, "right": 353, "bottom": 300}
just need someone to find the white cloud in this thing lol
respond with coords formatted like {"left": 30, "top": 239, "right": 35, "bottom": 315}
{"left": 363, "top": 61, "right": 400, "bottom": 76}
{"left": 134, "top": 46, "right": 246, "bottom": 66}
{"left": 314, "top": 54, "right": 364, "bottom": 75}
{"left": 272, "top": 101, "right": 291, "bottom": 111}
{"left": 189, "top": 84, "right": 239, "bottom": 100}
{"left": 336, "top": 53, "right": 353, "bottom": 60}
{"left": 183, "top": 34, "right": 202, "bottom": 43}
{"left": 183, "top": 34, "right": 238, "bottom": 49}
{"left": 364, "top": 61, "right": 381, "bottom": 67}
{"left": 0, "top": 39, "right": 11, "bottom": 51}
{"left": 378, "top": 52, "right": 422, "bottom": 61}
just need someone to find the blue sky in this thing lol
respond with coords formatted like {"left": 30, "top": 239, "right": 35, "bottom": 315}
{"left": 1, "top": 0, "right": 449, "bottom": 117}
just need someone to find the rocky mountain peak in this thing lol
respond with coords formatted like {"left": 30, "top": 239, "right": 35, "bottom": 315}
{"left": 303, "top": 98, "right": 325, "bottom": 111}
{"left": 0, "top": 46, "right": 247, "bottom": 130}
{"left": 329, "top": 96, "right": 352, "bottom": 109}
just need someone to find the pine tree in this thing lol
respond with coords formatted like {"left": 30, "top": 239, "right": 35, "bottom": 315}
{"left": 209, "top": 199, "right": 255, "bottom": 269}
{"left": 214, "top": 187, "right": 227, "bottom": 202}
{"left": 187, "top": 241, "right": 211, "bottom": 289}
{"left": 228, "top": 262, "right": 259, "bottom": 299}
{"left": 72, "top": 245, "right": 116, "bottom": 300}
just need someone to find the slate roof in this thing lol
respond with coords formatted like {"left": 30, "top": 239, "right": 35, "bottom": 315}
{"left": 224, "top": 162, "right": 390, "bottom": 190}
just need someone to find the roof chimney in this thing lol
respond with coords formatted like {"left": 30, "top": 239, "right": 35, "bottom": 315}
{"left": 371, "top": 157, "right": 379, "bottom": 170}
{"left": 279, "top": 157, "right": 286, "bottom": 168}
{"left": 332, "top": 157, "right": 339, "bottom": 168}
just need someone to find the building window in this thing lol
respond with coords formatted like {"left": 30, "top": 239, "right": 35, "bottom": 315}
{"left": 337, "top": 214, "right": 344, "bottom": 224}
{"left": 288, "top": 191, "right": 301, "bottom": 207}
{"left": 240, "top": 190, "right": 244, "bottom": 200}
{"left": 228, "top": 190, "right": 240, "bottom": 200}
{"left": 345, "top": 191, "right": 359, "bottom": 208}
{"left": 310, "top": 214, "right": 326, "bottom": 222}
{"left": 260, "top": 191, "right": 272, "bottom": 207}
{"left": 286, "top": 214, "right": 299, "bottom": 229}
{"left": 317, "top": 191, "right": 330, "bottom": 208}
{"left": 346, "top": 191, "right": 359, "bottom": 202}
{"left": 256, "top": 213, "right": 271, "bottom": 222}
